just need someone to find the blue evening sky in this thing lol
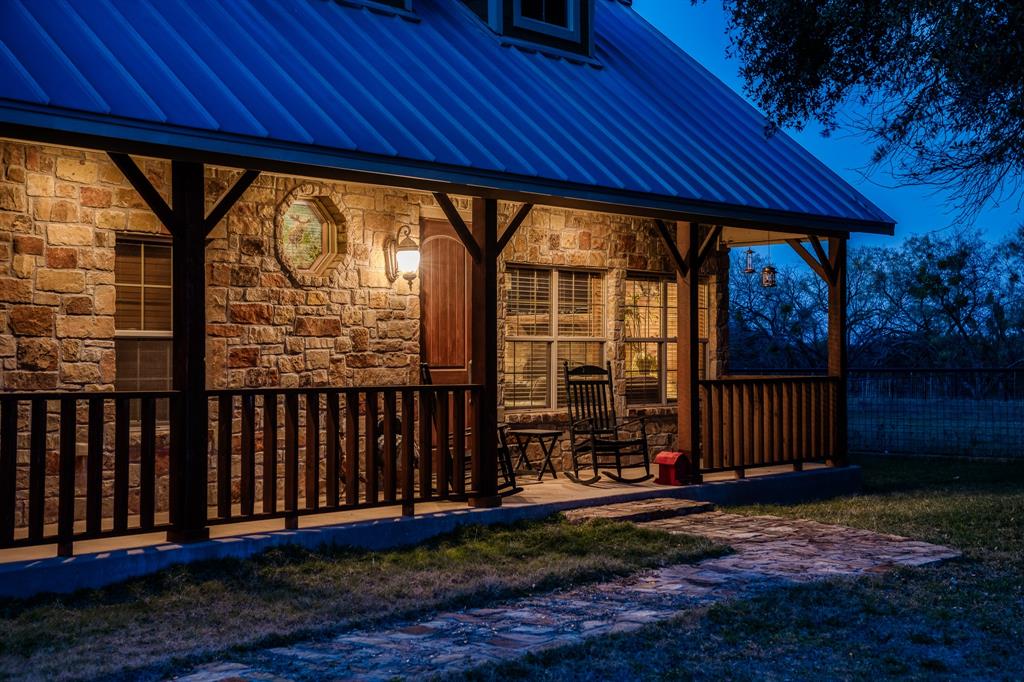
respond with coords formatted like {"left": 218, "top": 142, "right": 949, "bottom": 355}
{"left": 633, "top": 0, "right": 1022, "bottom": 253}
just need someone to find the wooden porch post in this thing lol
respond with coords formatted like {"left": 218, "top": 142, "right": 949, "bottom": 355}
{"left": 677, "top": 222, "right": 703, "bottom": 483}
{"left": 167, "top": 161, "right": 211, "bottom": 542}
{"left": 827, "top": 236, "right": 848, "bottom": 466}
{"left": 468, "top": 197, "right": 501, "bottom": 507}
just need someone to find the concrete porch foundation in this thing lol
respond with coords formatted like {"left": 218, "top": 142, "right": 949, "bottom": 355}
{"left": 0, "top": 464, "right": 859, "bottom": 599}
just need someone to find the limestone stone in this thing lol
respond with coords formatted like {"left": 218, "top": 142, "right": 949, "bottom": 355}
{"left": 0, "top": 183, "right": 26, "bottom": 212}
{"left": 10, "top": 305, "right": 53, "bottom": 335}
{"left": 37, "top": 268, "right": 85, "bottom": 293}
{"left": 16, "top": 338, "right": 59, "bottom": 371}
{"left": 79, "top": 186, "right": 112, "bottom": 208}
{"left": 294, "top": 316, "right": 342, "bottom": 337}
{"left": 228, "top": 346, "right": 260, "bottom": 368}
{"left": 4, "top": 371, "right": 58, "bottom": 390}
{"left": 64, "top": 296, "right": 93, "bottom": 315}
{"left": 46, "top": 223, "right": 92, "bottom": 246}
{"left": 45, "top": 247, "right": 77, "bottom": 269}
{"left": 0, "top": 278, "right": 32, "bottom": 303}
{"left": 55, "top": 158, "right": 98, "bottom": 184}
{"left": 56, "top": 315, "right": 115, "bottom": 339}
{"left": 230, "top": 303, "right": 273, "bottom": 325}
{"left": 13, "top": 234, "right": 43, "bottom": 255}
{"left": 61, "top": 362, "right": 102, "bottom": 384}
{"left": 25, "top": 173, "right": 54, "bottom": 197}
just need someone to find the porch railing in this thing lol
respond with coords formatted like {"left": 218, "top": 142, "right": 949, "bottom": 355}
{"left": 0, "top": 384, "right": 482, "bottom": 555}
{"left": 0, "top": 391, "right": 177, "bottom": 555}
{"left": 699, "top": 376, "right": 839, "bottom": 474}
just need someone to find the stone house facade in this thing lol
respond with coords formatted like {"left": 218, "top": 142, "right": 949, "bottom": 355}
{"left": 0, "top": 139, "right": 730, "bottom": 523}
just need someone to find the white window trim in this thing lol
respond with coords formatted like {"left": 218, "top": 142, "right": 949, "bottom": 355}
{"left": 506, "top": 266, "right": 606, "bottom": 410}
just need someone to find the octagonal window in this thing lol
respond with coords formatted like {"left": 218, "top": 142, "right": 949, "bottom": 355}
{"left": 276, "top": 187, "right": 346, "bottom": 283}
{"left": 282, "top": 199, "right": 327, "bottom": 271}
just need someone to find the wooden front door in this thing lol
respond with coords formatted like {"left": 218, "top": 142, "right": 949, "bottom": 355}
{"left": 420, "top": 218, "right": 472, "bottom": 384}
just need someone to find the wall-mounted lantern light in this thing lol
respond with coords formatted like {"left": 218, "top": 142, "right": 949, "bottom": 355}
{"left": 384, "top": 225, "right": 420, "bottom": 287}
{"left": 761, "top": 264, "right": 777, "bottom": 288}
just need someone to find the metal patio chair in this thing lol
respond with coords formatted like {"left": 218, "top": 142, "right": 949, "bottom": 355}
{"left": 563, "top": 361, "right": 652, "bottom": 484}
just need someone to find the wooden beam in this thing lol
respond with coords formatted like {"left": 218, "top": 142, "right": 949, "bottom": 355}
{"left": 433, "top": 192, "right": 481, "bottom": 263}
{"left": 655, "top": 219, "right": 688, "bottom": 277}
{"left": 108, "top": 153, "right": 178, "bottom": 235}
{"left": 468, "top": 197, "right": 500, "bottom": 508}
{"left": 166, "top": 161, "right": 210, "bottom": 544}
{"left": 808, "top": 235, "right": 835, "bottom": 283}
{"left": 786, "top": 239, "right": 831, "bottom": 283}
{"left": 496, "top": 202, "right": 533, "bottom": 254}
{"left": 827, "top": 237, "right": 848, "bottom": 467}
{"left": 204, "top": 170, "right": 260, "bottom": 236}
{"left": 697, "top": 224, "right": 723, "bottom": 268}
{"left": 677, "top": 221, "right": 702, "bottom": 483}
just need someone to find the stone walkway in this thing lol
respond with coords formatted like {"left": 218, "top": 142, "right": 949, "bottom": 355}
{"left": 175, "top": 504, "right": 960, "bottom": 682}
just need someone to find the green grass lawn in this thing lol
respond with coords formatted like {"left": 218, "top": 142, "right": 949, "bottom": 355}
{"left": 464, "top": 455, "right": 1024, "bottom": 681}
{"left": 0, "top": 516, "right": 721, "bottom": 681}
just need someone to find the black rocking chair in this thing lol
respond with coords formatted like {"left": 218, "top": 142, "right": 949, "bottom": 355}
{"left": 563, "top": 362, "right": 652, "bottom": 484}
{"left": 420, "top": 364, "right": 520, "bottom": 496}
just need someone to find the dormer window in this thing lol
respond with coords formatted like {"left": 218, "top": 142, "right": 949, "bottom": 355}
{"left": 466, "top": 0, "right": 593, "bottom": 59}
{"left": 518, "top": 0, "right": 571, "bottom": 29}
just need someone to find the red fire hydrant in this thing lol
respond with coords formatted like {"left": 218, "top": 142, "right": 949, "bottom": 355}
{"left": 654, "top": 451, "right": 692, "bottom": 486}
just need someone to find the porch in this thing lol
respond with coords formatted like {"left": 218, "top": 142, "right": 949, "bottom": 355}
{"left": 0, "top": 461, "right": 856, "bottom": 597}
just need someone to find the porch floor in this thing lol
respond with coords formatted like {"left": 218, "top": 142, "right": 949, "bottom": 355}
{"left": 0, "top": 463, "right": 854, "bottom": 599}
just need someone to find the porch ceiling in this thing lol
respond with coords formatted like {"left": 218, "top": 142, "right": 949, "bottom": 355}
{"left": 0, "top": 0, "right": 895, "bottom": 236}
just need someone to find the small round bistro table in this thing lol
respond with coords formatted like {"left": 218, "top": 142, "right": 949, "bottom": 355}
{"left": 508, "top": 428, "right": 562, "bottom": 481}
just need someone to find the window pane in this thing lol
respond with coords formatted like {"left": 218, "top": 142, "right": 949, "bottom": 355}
{"left": 504, "top": 341, "right": 550, "bottom": 409}
{"left": 507, "top": 268, "right": 551, "bottom": 336}
{"left": 115, "top": 285, "right": 142, "bottom": 330}
{"left": 144, "top": 286, "right": 172, "bottom": 332}
{"left": 144, "top": 244, "right": 172, "bottom": 286}
{"left": 698, "top": 281, "right": 709, "bottom": 339}
{"left": 624, "top": 278, "right": 662, "bottom": 339}
{"left": 557, "top": 270, "right": 602, "bottom": 337}
{"left": 667, "top": 282, "right": 678, "bottom": 339}
{"left": 115, "top": 339, "right": 140, "bottom": 392}
{"left": 138, "top": 341, "right": 172, "bottom": 391}
{"left": 556, "top": 341, "right": 602, "bottom": 407}
{"left": 115, "top": 242, "right": 141, "bottom": 285}
{"left": 520, "top": 0, "right": 569, "bottom": 27}
{"left": 666, "top": 341, "right": 678, "bottom": 401}
{"left": 625, "top": 341, "right": 661, "bottom": 404}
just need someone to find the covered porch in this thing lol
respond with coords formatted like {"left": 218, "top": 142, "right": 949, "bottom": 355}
{"left": 0, "top": 142, "right": 855, "bottom": 559}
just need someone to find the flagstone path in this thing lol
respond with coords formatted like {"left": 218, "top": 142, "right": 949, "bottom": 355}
{"left": 175, "top": 502, "right": 960, "bottom": 682}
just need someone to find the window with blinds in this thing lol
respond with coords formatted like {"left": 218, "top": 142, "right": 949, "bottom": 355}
{"left": 114, "top": 239, "right": 173, "bottom": 413}
{"left": 505, "top": 267, "right": 605, "bottom": 409}
{"left": 624, "top": 275, "right": 709, "bottom": 405}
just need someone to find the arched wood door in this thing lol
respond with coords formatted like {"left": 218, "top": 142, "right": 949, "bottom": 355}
{"left": 420, "top": 218, "right": 472, "bottom": 384}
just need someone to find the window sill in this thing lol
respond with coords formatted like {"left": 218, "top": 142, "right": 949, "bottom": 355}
{"left": 625, "top": 404, "right": 678, "bottom": 418}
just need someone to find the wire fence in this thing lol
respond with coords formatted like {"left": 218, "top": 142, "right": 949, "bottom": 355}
{"left": 848, "top": 369, "right": 1024, "bottom": 458}
{"left": 731, "top": 368, "right": 1024, "bottom": 458}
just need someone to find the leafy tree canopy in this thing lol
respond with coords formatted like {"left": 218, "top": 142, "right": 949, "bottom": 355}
{"left": 708, "top": 0, "right": 1024, "bottom": 216}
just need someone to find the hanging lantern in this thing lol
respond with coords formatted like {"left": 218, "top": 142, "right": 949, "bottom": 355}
{"left": 761, "top": 264, "right": 777, "bottom": 288}
{"left": 743, "top": 247, "right": 755, "bottom": 274}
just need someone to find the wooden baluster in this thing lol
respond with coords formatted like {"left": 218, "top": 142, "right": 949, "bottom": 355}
{"left": 344, "top": 391, "right": 359, "bottom": 506}
{"left": 262, "top": 393, "right": 278, "bottom": 514}
{"left": 57, "top": 398, "right": 76, "bottom": 557}
{"left": 452, "top": 390, "right": 467, "bottom": 497}
{"left": 240, "top": 393, "right": 255, "bottom": 517}
{"left": 0, "top": 398, "right": 16, "bottom": 545}
{"left": 29, "top": 398, "right": 47, "bottom": 541}
{"left": 793, "top": 382, "right": 804, "bottom": 471}
{"left": 217, "top": 394, "right": 232, "bottom": 519}
{"left": 113, "top": 398, "right": 130, "bottom": 532}
{"left": 732, "top": 384, "right": 744, "bottom": 477}
{"left": 401, "top": 390, "right": 415, "bottom": 516}
{"left": 140, "top": 396, "right": 156, "bottom": 530}
{"left": 702, "top": 385, "right": 712, "bottom": 468}
{"left": 436, "top": 390, "right": 450, "bottom": 499}
{"left": 284, "top": 393, "right": 299, "bottom": 528}
{"left": 716, "top": 384, "right": 727, "bottom": 470}
{"left": 419, "top": 389, "right": 433, "bottom": 499}
{"left": 382, "top": 390, "right": 397, "bottom": 503}
{"left": 325, "top": 392, "right": 340, "bottom": 508}
{"left": 86, "top": 397, "right": 104, "bottom": 535}
{"left": 365, "top": 391, "right": 379, "bottom": 505}
{"left": 782, "top": 381, "right": 793, "bottom": 464}
{"left": 761, "top": 383, "right": 772, "bottom": 465}
{"left": 752, "top": 383, "right": 763, "bottom": 467}
{"left": 305, "top": 391, "right": 320, "bottom": 511}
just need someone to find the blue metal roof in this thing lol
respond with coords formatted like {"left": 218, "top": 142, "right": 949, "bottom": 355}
{"left": 0, "top": 0, "right": 894, "bottom": 233}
